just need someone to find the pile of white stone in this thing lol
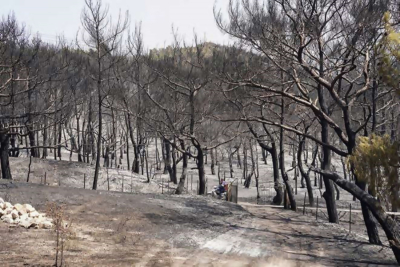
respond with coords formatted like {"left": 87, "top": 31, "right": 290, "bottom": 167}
{"left": 0, "top": 198, "right": 53, "bottom": 229}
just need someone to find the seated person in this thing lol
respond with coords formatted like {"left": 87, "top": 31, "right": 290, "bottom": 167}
{"left": 216, "top": 183, "right": 225, "bottom": 195}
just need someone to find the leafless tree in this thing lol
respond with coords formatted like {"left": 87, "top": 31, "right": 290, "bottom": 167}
{"left": 80, "top": 0, "right": 129, "bottom": 190}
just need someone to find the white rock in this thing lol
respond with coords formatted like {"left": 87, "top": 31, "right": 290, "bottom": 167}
{"left": 29, "top": 211, "right": 40, "bottom": 218}
{"left": 0, "top": 209, "right": 5, "bottom": 217}
{"left": 14, "top": 204, "right": 26, "bottom": 215}
{"left": 4, "top": 208, "right": 13, "bottom": 215}
{"left": 19, "top": 213, "right": 29, "bottom": 221}
{"left": 39, "top": 221, "right": 53, "bottom": 229}
{"left": 23, "top": 204, "right": 35, "bottom": 214}
{"left": 10, "top": 210, "right": 18, "bottom": 220}
{"left": 1, "top": 214, "right": 13, "bottom": 223}
{"left": 2, "top": 217, "right": 13, "bottom": 224}
{"left": 0, "top": 198, "right": 4, "bottom": 204}
{"left": 19, "top": 220, "right": 34, "bottom": 229}
{"left": 31, "top": 218, "right": 41, "bottom": 229}
{"left": 3, "top": 202, "right": 12, "bottom": 210}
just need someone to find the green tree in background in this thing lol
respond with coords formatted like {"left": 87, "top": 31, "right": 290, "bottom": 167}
{"left": 348, "top": 134, "right": 400, "bottom": 212}
{"left": 377, "top": 12, "right": 400, "bottom": 93}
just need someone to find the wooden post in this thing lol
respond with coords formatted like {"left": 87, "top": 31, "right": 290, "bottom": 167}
{"left": 295, "top": 176, "right": 298, "bottom": 195}
{"left": 122, "top": 177, "right": 124, "bottom": 192}
{"left": 84, "top": 174, "right": 86, "bottom": 189}
{"left": 349, "top": 203, "right": 352, "bottom": 233}
{"left": 44, "top": 172, "right": 47, "bottom": 185}
{"left": 303, "top": 192, "right": 307, "bottom": 215}
{"left": 316, "top": 196, "right": 319, "bottom": 220}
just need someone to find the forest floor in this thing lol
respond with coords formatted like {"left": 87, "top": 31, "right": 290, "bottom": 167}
{"left": 8, "top": 154, "right": 389, "bottom": 244}
{"left": 0, "top": 180, "right": 397, "bottom": 266}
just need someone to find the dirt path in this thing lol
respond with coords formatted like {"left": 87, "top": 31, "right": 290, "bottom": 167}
{"left": 239, "top": 203, "right": 396, "bottom": 265}
{"left": 0, "top": 181, "right": 396, "bottom": 266}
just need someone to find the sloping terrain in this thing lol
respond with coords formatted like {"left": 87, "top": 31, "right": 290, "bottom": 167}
{"left": 0, "top": 181, "right": 396, "bottom": 266}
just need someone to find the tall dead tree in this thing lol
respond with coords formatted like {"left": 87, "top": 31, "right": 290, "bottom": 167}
{"left": 81, "top": 0, "right": 128, "bottom": 190}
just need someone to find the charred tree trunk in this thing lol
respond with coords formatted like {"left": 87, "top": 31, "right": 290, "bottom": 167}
{"left": 82, "top": 119, "right": 86, "bottom": 163}
{"left": 126, "top": 113, "right": 139, "bottom": 173}
{"left": 270, "top": 145, "right": 282, "bottom": 205}
{"left": 53, "top": 114, "right": 57, "bottom": 160}
{"left": 171, "top": 143, "right": 177, "bottom": 184}
{"left": 235, "top": 146, "right": 240, "bottom": 168}
{"left": 164, "top": 139, "right": 176, "bottom": 183}
{"left": 262, "top": 147, "right": 267, "bottom": 164}
{"left": 279, "top": 76, "right": 296, "bottom": 210}
{"left": 155, "top": 137, "right": 161, "bottom": 170}
{"left": 87, "top": 98, "right": 94, "bottom": 164}
{"left": 210, "top": 148, "right": 215, "bottom": 175}
{"left": 42, "top": 118, "right": 48, "bottom": 159}
{"left": 228, "top": 147, "right": 234, "bottom": 178}
{"left": 119, "top": 131, "right": 123, "bottom": 166}
{"left": 145, "top": 147, "right": 149, "bottom": 182}
{"left": 242, "top": 145, "right": 247, "bottom": 184}
{"left": 103, "top": 146, "right": 110, "bottom": 168}
{"left": 356, "top": 178, "right": 382, "bottom": 244}
{"left": 162, "top": 138, "right": 168, "bottom": 174}
{"left": 298, "top": 136, "right": 314, "bottom": 207}
{"left": 175, "top": 140, "right": 188, "bottom": 194}
{"left": 196, "top": 146, "right": 206, "bottom": 195}
{"left": 0, "top": 131, "right": 12, "bottom": 180}
{"left": 92, "top": 76, "right": 102, "bottom": 190}
{"left": 75, "top": 102, "right": 82, "bottom": 163}
{"left": 9, "top": 127, "right": 18, "bottom": 158}
{"left": 320, "top": 120, "right": 338, "bottom": 223}
{"left": 126, "top": 133, "right": 130, "bottom": 171}
{"left": 279, "top": 136, "right": 296, "bottom": 211}
{"left": 317, "top": 34, "right": 338, "bottom": 222}
{"left": 57, "top": 121, "right": 62, "bottom": 160}
{"left": 250, "top": 139, "right": 259, "bottom": 199}
{"left": 111, "top": 108, "right": 117, "bottom": 168}
{"left": 255, "top": 143, "right": 260, "bottom": 180}
{"left": 26, "top": 80, "right": 38, "bottom": 158}
{"left": 334, "top": 184, "right": 340, "bottom": 200}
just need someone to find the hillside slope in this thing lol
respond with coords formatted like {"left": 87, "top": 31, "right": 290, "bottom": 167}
{"left": 0, "top": 181, "right": 396, "bottom": 266}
